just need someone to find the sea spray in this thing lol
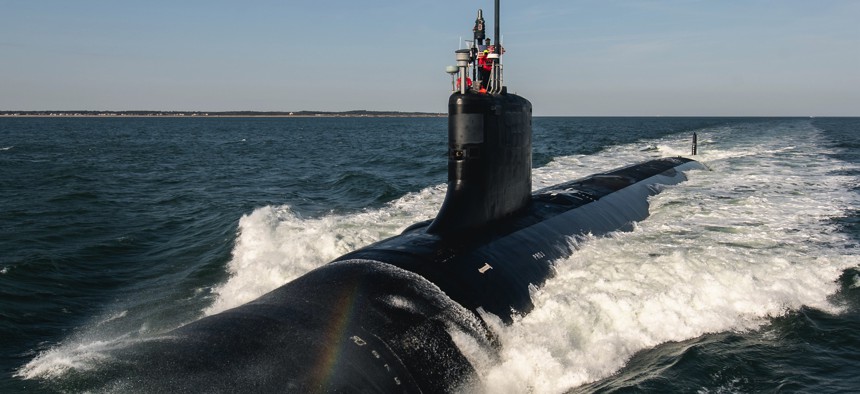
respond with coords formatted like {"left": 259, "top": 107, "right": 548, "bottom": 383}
{"left": 472, "top": 120, "right": 860, "bottom": 393}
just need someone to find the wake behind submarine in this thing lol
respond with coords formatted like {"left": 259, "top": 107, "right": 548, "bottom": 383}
{"left": 95, "top": 2, "right": 705, "bottom": 392}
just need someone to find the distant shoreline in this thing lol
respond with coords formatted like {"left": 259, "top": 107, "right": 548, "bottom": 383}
{"left": 3, "top": 112, "right": 852, "bottom": 118}
{"left": 0, "top": 110, "right": 445, "bottom": 118}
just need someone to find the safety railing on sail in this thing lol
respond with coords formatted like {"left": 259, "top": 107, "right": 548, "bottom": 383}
{"left": 487, "top": 56, "right": 503, "bottom": 95}
{"left": 449, "top": 45, "right": 503, "bottom": 94}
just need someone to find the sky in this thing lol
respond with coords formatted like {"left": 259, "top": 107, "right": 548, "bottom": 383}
{"left": 1, "top": 0, "right": 858, "bottom": 116}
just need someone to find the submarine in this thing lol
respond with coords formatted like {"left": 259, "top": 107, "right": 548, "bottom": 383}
{"left": 93, "top": 1, "right": 705, "bottom": 392}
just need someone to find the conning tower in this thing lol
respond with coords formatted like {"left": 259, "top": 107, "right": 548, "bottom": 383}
{"left": 429, "top": 0, "right": 533, "bottom": 235}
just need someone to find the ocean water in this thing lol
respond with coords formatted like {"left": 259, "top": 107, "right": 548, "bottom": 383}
{"left": 1, "top": 116, "right": 858, "bottom": 393}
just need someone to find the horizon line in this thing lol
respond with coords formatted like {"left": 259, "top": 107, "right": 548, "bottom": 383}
{"left": 2, "top": 110, "right": 857, "bottom": 118}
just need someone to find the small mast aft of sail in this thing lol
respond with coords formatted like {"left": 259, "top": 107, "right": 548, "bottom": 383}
{"left": 448, "top": 1, "right": 505, "bottom": 95}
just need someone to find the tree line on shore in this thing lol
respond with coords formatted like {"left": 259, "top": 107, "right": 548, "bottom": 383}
{"left": 1, "top": 110, "right": 444, "bottom": 117}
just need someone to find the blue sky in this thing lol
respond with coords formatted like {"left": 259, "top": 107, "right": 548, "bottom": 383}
{"left": 1, "top": 0, "right": 858, "bottom": 115}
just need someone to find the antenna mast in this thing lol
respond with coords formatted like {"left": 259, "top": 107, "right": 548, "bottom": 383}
{"left": 494, "top": 0, "right": 500, "bottom": 54}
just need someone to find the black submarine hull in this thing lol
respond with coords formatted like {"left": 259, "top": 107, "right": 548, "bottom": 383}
{"left": 95, "top": 156, "right": 704, "bottom": 393}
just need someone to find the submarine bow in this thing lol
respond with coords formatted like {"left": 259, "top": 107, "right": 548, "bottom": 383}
{"left": 93, "top": 2, "right": 707, "bottom": 392}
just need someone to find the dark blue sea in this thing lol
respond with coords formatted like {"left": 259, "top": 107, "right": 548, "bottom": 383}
{"left": 1, "top": 116, "right": 858, "bottom": 393}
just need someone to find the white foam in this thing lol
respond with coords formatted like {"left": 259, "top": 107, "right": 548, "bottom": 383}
{"left": 98, "top": 310, "right": 128, "bottom": 325}
{"left": 203, "top": 185, "right": 446, "bottom": 315}
{"left": 473, "top": 120, "right": 860, "bottom": 393}
{"left": 16, "top": 332, "right": 136, "bottom": 380}
{"left": 17, "top": 305, "right": 164, "bottom": 381}
{"left": 16, "top": 342, "right": 110, "bottom": 380}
